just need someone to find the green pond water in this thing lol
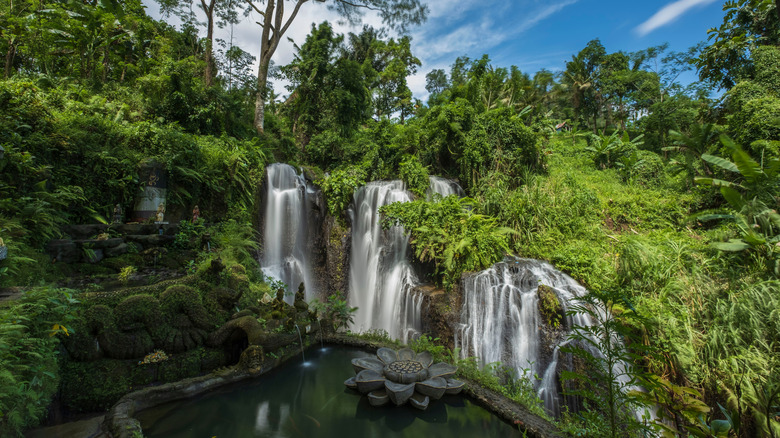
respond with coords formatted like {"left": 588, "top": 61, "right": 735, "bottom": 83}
{"left": 137, "top": 346, "right": 518, "bottom": 437}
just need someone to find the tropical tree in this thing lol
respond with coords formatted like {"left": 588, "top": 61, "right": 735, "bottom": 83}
{"left": 246, "top": 0, "right": 427, "bottom": 134}
{"left": 696, "top": 0, "right": 780, "bottom": 89}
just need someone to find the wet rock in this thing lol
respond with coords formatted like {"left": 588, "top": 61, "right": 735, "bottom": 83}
{"left": 77, "top": 238, "right": 124, "bottom": 249}
{"left": 85, "top": 249, "right": 104, "bottom": 264}
{"left": 125, "top": 234, "right": 174, "bottom": 247}
{"left": 238, "top": 345, "right": 265, "bottom": 371}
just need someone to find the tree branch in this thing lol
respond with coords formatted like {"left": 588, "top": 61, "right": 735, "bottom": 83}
{"left": 335, "top": 0, "right": 381, "bottom": 11}
{"left": 278, "top": 0, "right": 308, "bottom": 40}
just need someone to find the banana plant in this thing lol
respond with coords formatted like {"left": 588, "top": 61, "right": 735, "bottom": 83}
{"left": 695, "top": 135, "right": 780, "bottom": 274}
{"left": 664, "top": 123, "right": 719, "bottom": 188}
{"left": 585, "top": 131, "right": 644, "bottom": 169}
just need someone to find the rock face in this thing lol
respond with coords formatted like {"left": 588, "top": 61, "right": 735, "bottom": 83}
{"left": 47, "top": 224, "right": 180, "bottom": 264}
{"left": 323, "top": 216, "right": 350, "bottom": 294}
{"left": 415, "top": 284, "right": 457, "bottom": 350}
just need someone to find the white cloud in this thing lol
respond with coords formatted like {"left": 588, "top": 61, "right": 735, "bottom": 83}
{"left": 143, "top": 0, "right": 576, "bottom": 101}
{"left": 636, "top": 0, "right": 717, "bottom": 36}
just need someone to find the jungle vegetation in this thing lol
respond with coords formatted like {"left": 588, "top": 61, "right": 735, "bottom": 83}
{"left": 1, "top": 0, "right": 779, "bottom": 436}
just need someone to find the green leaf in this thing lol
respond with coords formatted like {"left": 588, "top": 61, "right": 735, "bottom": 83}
{"left": 701, "top": 154, "right": 739, "bottom": 173}
{"left": 711, "top": 239, "right": 751, "bottom": 252}
{"left": 719, "top": 186, "right": 744, "bottom": 210}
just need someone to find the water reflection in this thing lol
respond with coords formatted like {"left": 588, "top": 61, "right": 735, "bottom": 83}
{"left": 138, "top": 347, "right": 517, "bottom": 437}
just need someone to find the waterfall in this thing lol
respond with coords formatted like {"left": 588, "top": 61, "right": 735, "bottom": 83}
{"left": 261, "top": 163, "right": 321, "bottom": 305}
{"left": 427, "top": 176, "right": 464, "bottom": 199}
{"left": 347, "top": 181, "right": 421, "bottom": 342}
{"left": 455, "top": 257, "right": 596, "bottom": 417}
{"left": 347, "top": 177, "right": 467, "bottom": 342}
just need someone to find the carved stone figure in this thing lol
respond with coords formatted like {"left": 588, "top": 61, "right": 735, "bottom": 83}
{"left": 155, "top": 203, "right": 165, "bottom": 222}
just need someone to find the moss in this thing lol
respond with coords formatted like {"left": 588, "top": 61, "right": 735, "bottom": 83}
{"left": 537, "top": 285, "right": 564, "bottom": 329}
{"left": 160, "top": 284, "right": 212, "bottom": 330}
{"left": 101, "top": 253, "right": 144, "bottom": 271}
{"left": 60, "top": 359, "right": 134, "bottom": 412}
{"left": 158, "top": 348, "right": 202, "bottom": 382}
{"left": 84, "top": 304, "right": 115, "bottom": 333}
{"left": 113, "top": 294, "right": 163, "bottom": 330}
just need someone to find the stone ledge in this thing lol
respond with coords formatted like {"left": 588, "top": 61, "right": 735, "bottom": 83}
{"left": 102, "top": 346, "right": 303, "bottom": 438}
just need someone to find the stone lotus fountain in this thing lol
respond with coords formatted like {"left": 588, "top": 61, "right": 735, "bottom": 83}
{"left": 344, "top": 347, "right": 465, "bottom": 410}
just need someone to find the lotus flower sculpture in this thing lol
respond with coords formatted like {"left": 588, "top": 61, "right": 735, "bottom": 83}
{"left": 344, "top": 347, "right": 465, "bottom": 410}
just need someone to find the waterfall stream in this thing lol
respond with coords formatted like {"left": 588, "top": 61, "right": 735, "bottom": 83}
{"left": 347, "top": 181, "right": 419, "bottom": 341}
{"left": 427, "top": 176, "right": 465, "bottom": 199}
{"left": 455, "top": 257, "right": 596, "bottom": 417}
{"left": 347, "top": 177, "right": 463, "bottom": 342}
{"left": 261, "top": 163, "right": 321, "bottom": 305}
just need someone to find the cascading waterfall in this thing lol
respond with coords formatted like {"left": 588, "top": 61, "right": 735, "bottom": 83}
{"left": 455, "top": 257, "right": 596, "bottom": 417}
{"left": 347, "top": 181, "right": 420, "bottom": 342}
{"left": 261, "top": 163, "right": 320, "bottom": 305}
{"left": 347, "top": 177, "right": 461, "bottom": 342}
{"left": 427, "top": 176, "right": 464, "bottom": 199}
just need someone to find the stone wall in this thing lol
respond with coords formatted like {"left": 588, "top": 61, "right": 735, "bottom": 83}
{"left": 46, "top": 224, "right": 179, "bottom": 264}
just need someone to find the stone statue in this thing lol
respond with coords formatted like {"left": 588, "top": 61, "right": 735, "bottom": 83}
{"left": 112, "top": 204, "right": 123, "bottom": 224}
{"left": 192, "top": 205, "right": 200, "bottom": 222}
{"left": 155, "top": 203, "right": 165, "bottom": 222}
{"left": 294, "top": 282, "right": 308, "bottom": 312}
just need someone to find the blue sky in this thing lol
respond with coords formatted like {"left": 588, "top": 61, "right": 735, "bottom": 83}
{"left": 144, "top": 0, "right": 727, "bottom": 100}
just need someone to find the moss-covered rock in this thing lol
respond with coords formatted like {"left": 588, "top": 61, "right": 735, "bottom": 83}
{"left": 113, "top": 294, "right": 163, "bottom": 331}
{"left": 160, "top": 285, "right": 212, "bottom": 330}
{"left": 537, "top": 285, "right": 564, "bottom": 330}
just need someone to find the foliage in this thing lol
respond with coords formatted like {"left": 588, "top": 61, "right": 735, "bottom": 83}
{"left": 695, "top": 0, "right": 780, "bottom": 89}
{"left": 585, "top": 131, "right": 644, "bottom": 170}
{"left": 118, "top": 266, "right": 137, "bottom": 286}
{"left": 0, "top": 288, "right": 79, "bottom": 437}
{"left": 318, "top": 165, "right": 367, "bottom": 220}
{"left": 325, "top": 293, "right": 357, "bottom": 332}
{"left": 398, "top": 154, "right": 429, "bottom": 197}
{"left": 381, "top": 195, "right": 514, "bottom": 290}
{"left": 561, "top": 289, "right": 655, "bottom": 438}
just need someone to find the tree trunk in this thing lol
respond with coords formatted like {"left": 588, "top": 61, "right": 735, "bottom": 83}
{"left": 202, "top": 0, "right": 215, "bottom": 87}
{"left": 4, "top": 42, "right": 15, "bottom": 78}
{"left": 252, "top": 0, "right": 308, "bottom": 134}
{"left": 254, "top": 56, "right": 270, "bottom": 134}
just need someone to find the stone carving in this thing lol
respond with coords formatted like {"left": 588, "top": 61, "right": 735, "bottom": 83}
{"left": 155, "top": 203, "right": 165, "bottom": 222}
{"left": 113, "top": 204, "right": 123, "bottom": 224}
{"left": 344, "top": 347, "right": 464, "bottom": 410}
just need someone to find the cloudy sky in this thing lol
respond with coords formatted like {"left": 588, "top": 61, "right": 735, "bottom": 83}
{"left": 144, "top": 0, "right": 725, "bottom": 101}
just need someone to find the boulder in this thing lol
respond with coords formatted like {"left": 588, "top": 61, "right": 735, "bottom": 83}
{"left": 84, "top": 248, "right": 104, "bottom": 264}
{"left": 104, "top": 243, "right": 129, "bottom": 258}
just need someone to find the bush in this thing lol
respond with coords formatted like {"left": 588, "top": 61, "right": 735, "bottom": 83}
{"left": 319, "top": 165, "right": 367, "bottom": 219}
{"left": 398, "top": 155, "right": 430, "bottom": 197}
{"left": 0, "top": 288, "right": 79, "bottom": 436}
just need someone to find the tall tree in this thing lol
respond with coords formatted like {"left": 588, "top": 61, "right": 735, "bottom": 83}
{"left": 157, "top": 0, "right": 241, "bottom": 86}
{"left": 696, "top": 0, "right": 780, "bottom": 89}
{"left": 246, "top": 0, "right": 427, "bottom": 134}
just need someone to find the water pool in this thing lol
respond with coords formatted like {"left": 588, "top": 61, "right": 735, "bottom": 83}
{"left": 137, "top": 346, "right": 518, "bottom": 437}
